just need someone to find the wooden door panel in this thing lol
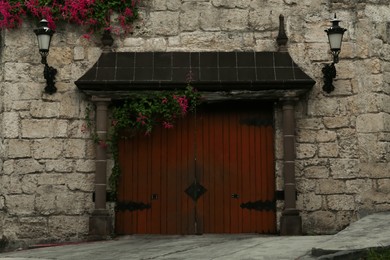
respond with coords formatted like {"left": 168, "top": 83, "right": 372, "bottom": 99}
{"left": 116, "top": 101, "right": 276, "bottom": 235}
{"left": 115, "top": 116, "right": 196, "bottom": 235}
{"left": 197, "top": 102, "right": 276, "bottom": 234}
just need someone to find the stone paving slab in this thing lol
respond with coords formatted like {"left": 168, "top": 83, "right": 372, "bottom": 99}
{"left": 311, "top": 212, "right": 390, "bottom": 254}
{"left": 0, "top": 235, "right": 330, "bottom": 260}
{"left": 0, "top": 212, "right": 389, "bottom": 260}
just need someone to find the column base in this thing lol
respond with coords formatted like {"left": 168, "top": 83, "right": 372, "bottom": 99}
{"left": 89, "top": 209, "right": 112, "bottom": 240}
{"left": 280, "top": 210, "right": 302, "bottom": 236}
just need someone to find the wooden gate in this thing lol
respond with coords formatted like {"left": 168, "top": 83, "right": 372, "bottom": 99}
{"left": 115, "top": 101, "right": 276, "bottom": 234}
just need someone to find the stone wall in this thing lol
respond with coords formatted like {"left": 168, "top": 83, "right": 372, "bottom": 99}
{"left": 0, "top": 0, "right": 389, "bottom": 248}
{"left": 0, "top": 23, "right": 101, "bottom": 249}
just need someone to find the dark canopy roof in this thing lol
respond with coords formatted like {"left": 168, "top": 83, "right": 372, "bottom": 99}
{"left": 75, "top": 51, "right": 315, "bottom": 98}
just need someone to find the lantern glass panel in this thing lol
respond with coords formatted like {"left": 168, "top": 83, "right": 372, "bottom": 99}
{"left": 37, "top": 34, "right": 51, "bottom": 51}
{"left": 328, "top": 33, "right": 343, "bottom": 51}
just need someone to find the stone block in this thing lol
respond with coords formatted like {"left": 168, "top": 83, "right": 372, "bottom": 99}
{"left": 123, "top": 37, "right": 145, "bottom": 47}
{"left": 67, "top": 173, "right": 94, "bottom": 192}
{"left": 179, "top": 10, "right": 200, "bottom": 31}
{"left": 296, "top": 118, "right": 323, "bottom": 130}
{"left": 6, "top": 194, "right": 35, "bottom": 215}
{"left": 48, "top": 216, "right": 89, "bottom": 239}
{"left": 212, "top": 0, "right": 238, "bottom": 8}
{"left": 304, "top": 211, "right": 336, "bottom": 234}
{"left": 365, "top": 4, "right": 390, "bottom": 22}
{"left": 37, "top": 174, "right": 66, "bottom": 186}
{"left": 3, "top": 82, "right": 42, "bottom": 101}
{"left": 303, "top": 166, "right": 330, "bottom": 179}
{"left": 307, "top": 98, "right": 341, "bottom": 117}
{"left": 338, "top": 129, "right": 358, "bottom": 158}
{"left": 358, "top": 134, "right": 387, "bottom": 162}
{"left": 327, "top": 195, "right": 355, "bottom": 210}
{"left": 357, "top": 113, "right": 390, "bottom": 133}
{"left": 324, "top": 116, "right": 351, "bottom": 129}
{"left": 360, "top": 162, "right": 389, "bottom": 178}
{"left": 21, "top": 175, "right": 38, "bottom": 195}
{"left": 296, "top": 129, "right": 317, "bottom": 143}
{"left": 3, "top": 112, "right": 20, "bottom": 138}
{"left": 144, "top": 38, "right": 167, "bottom": 51}
{"left": 14, "top": 159, "right": 44, "bottom": 174}
{"left": 199, "top": 4, "right": 220, "bottom": 31}
{"left": 166, "top": 0, "right": 181, "bottom": 10}
{"left": 318, "top": 142, "right": 339, "bottom": 158}
{"left": 21, "top": 119, "right": 54, "bottom": 138}
{"left": 296, "top": 178, "right": 316, "bottom": 193}
{"left": 316, "top": 130, "right": 337, "bottom": 143}
{"left": 65, "top": 139, "right": 86, "bottom": 159}
{"left": 32, "top": 139, "right": 63, "bottom": 159}
{"left": 55, "top": 192, "right": 91, "bottom": 215}
{"left": 335, "top": 211, "right": 355, "bottom": 231}
{"left": 377, "top": 179, "right": 390, "bottom": 193}
{"left": 345, "top": 179, "right": 373, "bottom": 194}
{"left": 73, "top": 46, "right": 85, "bottom": 61}
{"left": 49, "top": 47, "right": 73, "bottom": 66}
{"left": 316, "top": 179, "right": 346, "bottom": 195}
{"left": 45, "top": 160, "right": 74, "bottom": 173}
{"left": 219, "top": 9, "right": 249, "bottom": 31}
{"left": 301, "top": 192, "right": 323, "bottom": 211}
{"left": 4, "top": 63, "right": 33, "bottom": 82}
{"left": 152, "top": 0, "right": 166, "bottom": 10}
{"left": 59, "top": 93, "right": 81, "bottom": 119}
{"left": 0, "top": 196, "right": 4, "bottom": 210}
{"left": 35, "top": 185, "right": 57, "bottom": 215}
{"left": 330, "top": 159, "right": 362, "bottom": 179}
{"left": 149, "top": 11, "right": 180, "bottom": 36}
{"left": 17, "top": 217, "right": 48, "bottom": 239}
{"left": 30, "top": 101, "right": 60, "bottom": 118}
{"left": 167, "top": 36, "right": 181, "bottom": 47}
{"left": 8, "top": 139, "right": 31, "bottom": 158}
{"left": 2, "top": 160, "right": 14, "bottom": 175}
{"left": 76, "top": 160, "right": 95, "bottom": 173}
{"left": 296, "top": 143, "right": 317, "bottom": 159}
{"left": 54, "top": 120, "right": 69, "bottom": 138}
{"left": 361, "top": 190, "right": 390, "bottom": 204}
{"left": 1, "top": 175, "right": 23, "bottom": 194}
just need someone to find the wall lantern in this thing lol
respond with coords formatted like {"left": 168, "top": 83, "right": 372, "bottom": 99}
{"left": 34, "top": 19, "right": 57, "bottom": 94}
{"left": 322, "top": 14, "right": 347, "bottom": 93}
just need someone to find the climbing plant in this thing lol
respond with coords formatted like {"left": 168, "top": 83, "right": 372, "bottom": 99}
{"left": 0, "top": 0, "right": 140, "bottom": 35}
{"left": 85, "top": 86, "right": 202, "bottom": 200}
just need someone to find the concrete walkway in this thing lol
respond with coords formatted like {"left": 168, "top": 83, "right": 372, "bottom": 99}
{"left": 0, "top": 212, "right": 389, "bottom": 260}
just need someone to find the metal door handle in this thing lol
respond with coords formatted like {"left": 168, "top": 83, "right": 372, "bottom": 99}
{"left": 231, "top": 193, "right": 240, "bottom": 199}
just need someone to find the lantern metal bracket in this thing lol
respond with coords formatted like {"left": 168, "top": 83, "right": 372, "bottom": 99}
{"left": 322, "top": 62, "right": 336, "bottom": 94}
{"left": 43, "top": 62, "right": 57, "bottom": 95}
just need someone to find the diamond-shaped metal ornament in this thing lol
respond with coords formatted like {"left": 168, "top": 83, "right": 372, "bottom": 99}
{"left": 185, "top": 182, "right": 207, "bottom": 201}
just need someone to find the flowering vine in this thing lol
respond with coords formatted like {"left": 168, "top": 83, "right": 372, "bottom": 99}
{"left": 84, "top": 86, "right": 202, "bottom": 200}
{"left": 0, "top": 0, "right": 140, "bottom": 35}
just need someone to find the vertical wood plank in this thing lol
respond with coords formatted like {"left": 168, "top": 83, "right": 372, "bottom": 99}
{"left": 151, "top": 126, "right": 162, "bottom": 234}
{"left": 222, "top": 112, "right": 231, "bottom": 233}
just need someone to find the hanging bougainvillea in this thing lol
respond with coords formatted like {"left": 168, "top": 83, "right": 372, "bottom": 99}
{"left": 0, "top": 0, "right": 140, "bottom": 35}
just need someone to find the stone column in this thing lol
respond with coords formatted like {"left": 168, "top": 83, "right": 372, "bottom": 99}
{"left": 89, "top": 96, "right": 112, "bottom": 238}
{"left": 280, "top": 98, "right": 302, "bottom": 235}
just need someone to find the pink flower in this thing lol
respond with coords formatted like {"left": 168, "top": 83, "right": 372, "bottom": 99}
{"left": 173, "top": 95, "right": 189, "bottom": 115}
{"left": 162, "top": 121, "right": 174, "bottom": 129}
{"left": 81, "top": 123, "right": 88, "bottom": 133}
{"left": 98, "top": 140, "right": 108, "bottom": 149}
{"left": 162, "top": 98, "right": 168, "bottom": 104}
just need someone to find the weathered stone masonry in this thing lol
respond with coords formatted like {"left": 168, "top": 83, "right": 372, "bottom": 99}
{"left": 0, "top": 0, "right": 389, "bottom": 248}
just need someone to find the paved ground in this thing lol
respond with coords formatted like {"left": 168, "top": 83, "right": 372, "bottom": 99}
{"left": 0, "top": 212, "right": 389, "bottom": 260}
